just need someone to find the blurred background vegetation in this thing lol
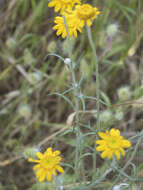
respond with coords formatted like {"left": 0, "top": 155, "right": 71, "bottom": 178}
{"left": 0, "top": 0, "right": 143, "bottom": 189}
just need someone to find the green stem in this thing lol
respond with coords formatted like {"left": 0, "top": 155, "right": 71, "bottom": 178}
{"left": 87, "top": 26, "right": 100, "bottom": 180}
{"left": 63, "top": 16, "right": 81, "bottom": 181}
{"left": 87, "top": 26, "right": 100, "bottom": 131}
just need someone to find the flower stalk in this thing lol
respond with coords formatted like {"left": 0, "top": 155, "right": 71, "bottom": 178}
{"left": 87, "top": 26, "right": 100, "bottom": 131}
{"left": 63, "top": 16, "right": 81, "bottom": 181}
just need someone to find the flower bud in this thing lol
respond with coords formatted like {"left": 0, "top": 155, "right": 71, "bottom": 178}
{"left": 47, "top": 41, "right": 56, "bottom": 53}
{"left": 18, "top": 104, "right": 31, "bottom": 119}
{"left": 23, "top": 147, "right": 39, "bottom": 159}
{"left": 113, "top": 183, "right": 129, "bottom": 190}
{"left": 117, "top": 86, "right": 132, "bottom": 101}
{"left": 6, "top": 37, "right": 17, "bottom": 49}
{"left": 115, "top": 109, "right": 124, "bottom": 121}
{"left": 24, "top": 49, "right": 35, "bottom": 65}
{"left": 28, "top": 72, "right": 43, "bottom": 85}
{"left": 99, "top": 110, "right": 113, "bottom": 126}
{"left": 107, "top": 23, "right": 119, "bottom": 37}
{"left": 64, "top": 58, "right": 71, "bottom": 65}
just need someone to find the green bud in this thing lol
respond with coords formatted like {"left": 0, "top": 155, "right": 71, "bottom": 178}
{"left": 23, "top": 147, "right": 39, "bottom": 159}
{"left": 18, "top": 104, "right": 31, "bottom": 119}
{"left": 28, "top": 72, "right": 43, "bottom": 85}
{"left": 24, "top": 49, "right": 35, "bottom": 65}
{"left": 99, "top": 110, "right": 113, "bottom": 126}
{"left": 6, "top": 37, "right": 17, "bottom": 49}
{"left": 47, "top": 41, "right": 56, "bottom": 53}
{"left": 117, "top": 86, "right": 132, "bottom": 101}
{"left": 115, "top": 111, "right": 124, "bottom": 121}
{"left": 107, "top": 23, "right": 119, "bottom": 37}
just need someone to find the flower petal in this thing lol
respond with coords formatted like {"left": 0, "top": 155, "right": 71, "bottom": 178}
{"left": 56, "top": 165, "right": 64, "bottom": 173}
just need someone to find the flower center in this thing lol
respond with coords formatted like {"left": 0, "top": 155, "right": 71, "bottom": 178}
{"left": 40, "top": 156, "right": 56, "bottom": 169}
{"left": 76, "top": 4, "right": 95, "bottom": 20}
{"left": 108, "top": 137, "right": 119, "bottom": 149}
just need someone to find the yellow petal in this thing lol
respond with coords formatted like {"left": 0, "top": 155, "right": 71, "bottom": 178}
{"left": 110, "top": 128, "right": 120, "bottom": 136}
{"left": 96, "top": 140, "right": 105, "bottom": 145}
{"left": 56, "top": 165, "right": 64, "bottom": 173}
{"left": 120, "top": 148, "right": 125, "bottom": 156}
{"left": 54, "top": 150, "right": 61, "bottom": 156}
{"left": 98, "top": 132, "right": 108, "bottom": 140}
{"left": 36, "top": 169, "right": 45, "bottom": 179}
{"left": 46, "top": 171, "right": 52, "bottom": 181}
{"left": 28, "top": 158, "right": 40, "bottom": 163}
{"left": 96, "top": 145, "right": 105, "bottom": 151}
{"left": 36, "top": 152, "right": 43, "bottom": 159}
{"left": 107, "top": 151, "right": 113, "bottom": 159}
{"left": 115, "top": 151, "right": 120, "bottom": 160}
{"left": 122, "top": 140, "right": 131, "bottom": 148}
{"left": 33, "top": 164, "right": 40, "bottom": 170}
{"left": 39, "top": 173, "right": 45, "bottom": 182}
{"left": 52, "top": 169, "right": 57, "bottom": 176}
{"left": 48, "top": 1, "right": 56, "bottom": 8}
{"left": 87, "top": 19, "right": 92, "bottom": 27}
{"left": 55, "top": 3, "right": 61, "bottom": 12}
{"left": 101, "top": 151, "right": 108, "bottom": 159}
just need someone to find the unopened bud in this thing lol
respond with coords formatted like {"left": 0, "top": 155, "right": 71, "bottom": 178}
{"left": 117, "top": 86, "right": 132, "bottom": 101}
{"left": 107, "top": 23, "right": 119, "bottom": 37}
{"left": 28, "top": 72, "right": 43, "bottom": 85}
{"left": 47, "top": 41, "right": 56, "bottom": 53}
{"left": 23, "top": 147, "right": 39, "bottom": 159}
{"left": 18, "top": 104, "right": 31, "bottom": 119}
{"left": 100, "top": 110, "right": 113, "bottom": 124}
{"left": 6, "top": 37, "right": 17, "bottom": 49}
{"left": 24, "top": 49, "right": 35, "bottom": 65}
{"left": 113, "top": 183, "right": 129, "bottom": 190}
{"left": 64, "top": 58, "right": 71, "bottom": 65}
{"left": 115, "top": 111, "right": 124, "bottom": 121}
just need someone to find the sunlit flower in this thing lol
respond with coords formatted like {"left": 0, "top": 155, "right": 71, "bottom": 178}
{"left": 28, "top": 147, "right": 64, "bottom": 182}
{"left": 53, "top": 14, "right": 83, "bottom": 38}
{"left": 96, "top": 128, "right": 131, "bottom": 160}
{"left": 74, "top": 4, "right": 100, "bottom": 27}
{"left": 48, "top": 0, "right": 81, "bottom": 14}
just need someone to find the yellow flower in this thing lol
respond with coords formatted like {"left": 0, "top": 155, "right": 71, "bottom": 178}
{"left": 74, "top": 4, "right": 100, "bottom": 27}
{"left": 28, "top": 147, "right": 64, "bottom": 182}
{"left": 53, "top": 14, "right": 83, "bottom": 38}
{"left": 96, "top": 128, "right": 131, "bottom": 160}
{"left": 48, "top": 0, "right": 81, "bottom": 14}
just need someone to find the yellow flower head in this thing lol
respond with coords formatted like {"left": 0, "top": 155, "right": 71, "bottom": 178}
{"left": 28, "top": 147, "right": 64, "bottom": 182}
{"left": 48, "top": 0, "right": 81, "bottom": 14}
{"left": 53, "top": 14, "right": 83, "bottom": 38}
{"left": 74, "top": 4, "right": 100, "bottom": 26}
{"left": 96, "top": 128, "right": 131, "bottom": 160}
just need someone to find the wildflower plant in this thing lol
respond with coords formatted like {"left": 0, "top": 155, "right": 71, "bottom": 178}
{"left": 1, "top": 0, "right": 143, "bottom": 189}
{"left": 25, "top": 0, "right": 142, "bottom": 190}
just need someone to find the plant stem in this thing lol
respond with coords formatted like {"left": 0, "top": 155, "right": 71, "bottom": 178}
{"left": 87, "top": 26, "right": 100, "bottom": 131}
{"left": 63, "top": 16, "right": 81, "bottom": 181}
{"left": 87, "top": 26, "right": 100, "bottom": 180}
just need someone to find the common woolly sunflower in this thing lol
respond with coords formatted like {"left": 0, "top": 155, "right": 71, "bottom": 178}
{"left": 96, "top": 128, "right": 131, "bottom": 160}
{"left": 48, "top": 0, "right": 81, "bottom": 14}
{"left": 53, "top": 13, "right": 83, "bottom": 38}
{"left": 28, "top": 147, "right": 64, "bottom": 182}
{"left": 73, "top": 4, "right": 100, "bottom": 26}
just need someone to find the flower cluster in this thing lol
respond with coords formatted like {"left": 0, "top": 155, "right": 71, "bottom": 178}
{"left": 96, "top": 128, "right": 131, "bottom": 160}
{"left": 28, "top": 131, "right": 131, "bottom": 182}
{"left": 28, "top": 147, "right": 64, "bottom": 182}
{"left": 48, "top": 0, "right": 100, "bottom": 38}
